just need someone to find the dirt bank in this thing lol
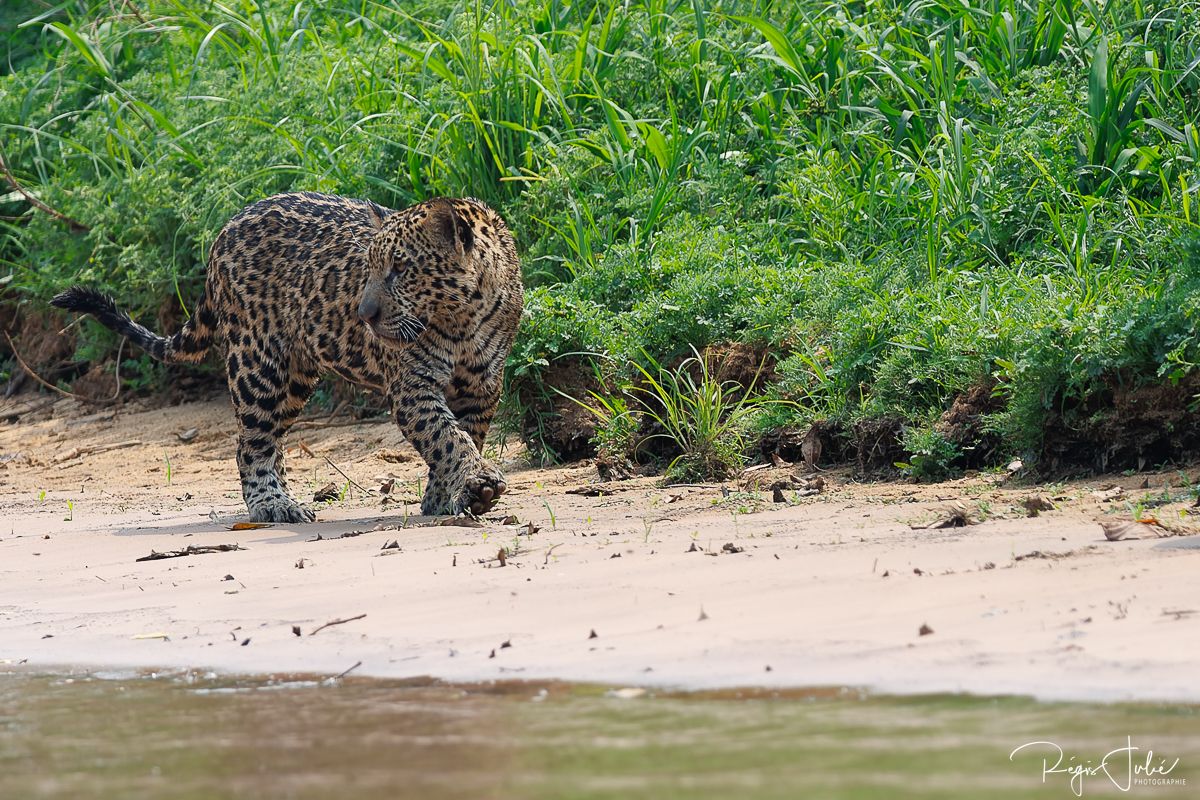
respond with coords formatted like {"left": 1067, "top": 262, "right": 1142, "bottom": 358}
{"left": 1, "top": 397, "right": 1198, "bottom": 702}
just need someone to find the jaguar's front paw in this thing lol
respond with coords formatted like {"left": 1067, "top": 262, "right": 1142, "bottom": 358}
{"left": 248, "top": 497, "right": 316, "bottom": 524}
{"left": 462, "top": 468, "right": 508, "bottom": 516}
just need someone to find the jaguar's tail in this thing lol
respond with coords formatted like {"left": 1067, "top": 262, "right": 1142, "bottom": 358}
{"left": 50, "top": 278, "right": 218, "bottom": 365}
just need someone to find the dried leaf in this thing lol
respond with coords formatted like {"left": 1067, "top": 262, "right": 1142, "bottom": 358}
{"left": 1091, "top": 487, "right": 1125, "bottom": 502}
{"left": 911, "top": 504, "right": 974, "bottom": 529}
{"left": 313, "top": 482, "right": 340, "bottom": 503}
{"left": 1099, "top": 519, "right": 1168, "bottom": 541}
{"left": 918, "top": 623, "right": 934, "bottom": 636}
{"left": 1023, "top": 495, "right": 1055, "bottom": 517}
{"left": 230, "top": 522, "right": 272, "bottom": 531}
{"left": 177, "top": 428, "right": 199, "bottom": 443}
{"left": 801, "top": 425, "right": 822, "bottom": 468}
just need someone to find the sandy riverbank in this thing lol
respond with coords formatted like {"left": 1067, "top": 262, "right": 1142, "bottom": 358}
{"left": 2, "top": 396, "right": 1197, "bottom": 701}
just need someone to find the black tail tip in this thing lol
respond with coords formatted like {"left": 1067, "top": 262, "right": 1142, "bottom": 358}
{"left": 50, "top": 285, "right": 116, "bottom": 316}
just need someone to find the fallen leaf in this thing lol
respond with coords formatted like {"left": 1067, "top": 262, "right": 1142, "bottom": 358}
{"left": 588, "top": 629, "right": 598, "bottom": 639}
{"left": 1091, "top": 486, "right": 1125, "bottom": 502}
{"left": 1099, "top": 519, "right": 1168, "bottom": 541}
{"left": 313, "top": 482, "right": 340, "bottom": 503}
{"left": 801, "top": 425, "right": 822, "bottom": 468}
{"left": 379, "top": 478, "right": 396, "bottom": 495}
{"left": 1023, "top": 495, "right": 1055, "bottom": 516}
{"left": 721, "top": 542, "right": 744, "bottom": 554}
{"left": 177, "top": 427, "right": 199, "bottom": 443}
{"left": 291, "top": 625, "right": 301, "bottom": 637}
{"left": 131, "top": 632, "right": 170, "bottom": 640}
{"left": 919, "top": 623, "right": 934, "bottom": 636}
{"left": 229, "top": 522, "right": 271, "bottom": 531}
{"left": 771, "top": 487, "right": 786, "bottom": 503}
{"left": 910, "top": 504, "right": 974, "bottom": 529}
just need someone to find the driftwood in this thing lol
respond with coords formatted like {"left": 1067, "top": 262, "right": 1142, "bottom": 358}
{"left": 308, "top": 613, "right": 367, "bottom": 636}
{"left": 136, "top": 544, "right": 246, "bottom": 562}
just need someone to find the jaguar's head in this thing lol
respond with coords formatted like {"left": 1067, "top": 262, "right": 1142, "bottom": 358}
{"left": 357, "top": 198, "right": 478, "bottom": 347}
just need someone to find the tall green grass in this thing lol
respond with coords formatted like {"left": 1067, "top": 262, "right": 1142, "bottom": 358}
{"left": 2, "top": 0, "right": 1199, "bottom": 470}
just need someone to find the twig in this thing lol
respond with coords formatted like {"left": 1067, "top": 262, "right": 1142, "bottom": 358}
{"left": 3, "top": 331, "right": 124, "bottom": 406}
{"left": 332, "top": 660, "right": 363, "bottom": 680}
{"left": 323, "top": 456, "right": 369, "bottom": 494}
{"left": 292, "top": 415, "right": 391, "bottom": 431}
{"left": 0, "top": 396, "right": 56, "bottom": 419}
{"left": 53, "top": 439, "right": 140, "bottom": 464}
{"left": 0, "top": 149, "right": 89, "bottom": 232}
{"left": 308, "top": 613, "right": 367, "bottom": 636}
{"left": 122, "top": 0, "right": 149, "bottom": 24}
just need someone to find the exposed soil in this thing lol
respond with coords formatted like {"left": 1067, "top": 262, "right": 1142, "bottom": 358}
{"left": 853, "top": 416, "right": 906, "bottom": 475}
{"left": 688, "top": 341, "right": 778, "bottom": 392}
{"left": 517, "top": 355, "right": 600, "bottom": 463}
{"left": 1044, "top": 371, "right": 1200, "bottom": 473}
{"left": 935, "top": 380, "right": 1004, "bottom": 468}
{"left": 2, "top": 395, "right": 1198, "bottom": 701}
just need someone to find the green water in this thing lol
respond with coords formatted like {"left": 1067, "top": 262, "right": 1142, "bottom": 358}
{"left": 1, "top": 671, "right": 1196, "bottom": 799}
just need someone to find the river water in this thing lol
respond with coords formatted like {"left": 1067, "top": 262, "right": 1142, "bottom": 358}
{"left": 2, "top": 670, "right": 1195, "bottom": 798}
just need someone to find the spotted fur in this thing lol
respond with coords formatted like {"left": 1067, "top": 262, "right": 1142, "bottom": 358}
{"left": 52, "top": 192, "right": 524, "bottom": 522}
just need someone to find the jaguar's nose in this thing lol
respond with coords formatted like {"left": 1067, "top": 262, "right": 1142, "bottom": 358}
{"left": 357, "top": 295, "right": 381, "bottom": 326}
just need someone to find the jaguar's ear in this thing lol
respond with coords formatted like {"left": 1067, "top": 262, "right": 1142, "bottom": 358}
{"left": 367, "top": 202, "right": 387, "bottom": 232}
{"left": 425, "top": 198, "right": 475, "bottom": 256}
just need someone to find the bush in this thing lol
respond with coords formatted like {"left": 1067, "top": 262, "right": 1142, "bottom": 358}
{"left": 2, "top": 0, "right": 1198, "bottom": 475}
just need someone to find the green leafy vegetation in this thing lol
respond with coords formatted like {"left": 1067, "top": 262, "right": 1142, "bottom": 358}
{"left": 2, "top": 0, "right": 1199, "bottom": 476}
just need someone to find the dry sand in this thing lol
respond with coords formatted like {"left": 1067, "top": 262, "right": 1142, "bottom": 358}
{"left": 1, "top": 396, "right": 1198, "bottom": 702}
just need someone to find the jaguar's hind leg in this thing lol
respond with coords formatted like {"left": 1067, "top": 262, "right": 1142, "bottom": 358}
{"left": 227, "top": 344, "right": 319, "bottom": 523}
